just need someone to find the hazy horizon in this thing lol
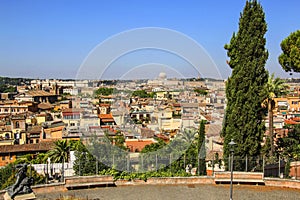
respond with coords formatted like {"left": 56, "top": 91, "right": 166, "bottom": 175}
{"left": 1, "top": 0, "right": 300, "bottom": 80}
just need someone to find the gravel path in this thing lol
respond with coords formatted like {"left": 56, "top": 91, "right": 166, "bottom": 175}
{"left": 37, "top": 184, "right": 300, "bottom": 200}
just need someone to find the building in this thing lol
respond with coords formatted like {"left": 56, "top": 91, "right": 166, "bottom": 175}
{"left": 15, "top": 90, "right": 58, "bottom": 104}
{"left": 0, "top": 100, "right": 38, "bottom": 114}
{"left": 0, "top": 141, "right": 54, "bottom": 166}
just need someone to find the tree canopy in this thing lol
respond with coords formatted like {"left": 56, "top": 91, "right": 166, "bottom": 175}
{"left": 94, "top": 87, "right": 114, "bottom": 96}
{"left": 277, "top": 124, "right": 300, "bottom": 160}
{"left": 279, "top": 30, "right": 300, "bottom": 73}
{"left": 222, "top": 0, "right": 269, "bottom": 165}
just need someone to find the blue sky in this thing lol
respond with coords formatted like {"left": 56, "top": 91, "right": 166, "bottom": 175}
{"left": 0, "top": 0, "right": 299, "bottom": 79}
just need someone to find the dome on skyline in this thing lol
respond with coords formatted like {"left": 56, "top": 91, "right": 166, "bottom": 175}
{"left": 158, "top": 72, "right": 167, "bottom": 80}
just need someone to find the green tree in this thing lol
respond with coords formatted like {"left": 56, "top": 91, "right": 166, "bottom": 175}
{"left": 0, "top": 163, "right": 13, "bottom": 189}
{"left": 279, "top": 30, "right": 300, "bottom": 73}
{"left": 194, "top": 88, "right": 208, "bottom": 96}
{"left": 197, "top": 120, "right": 207, "bottom": 175}
{"left": 222, "top": 0, "right": 269, "bottom": 169}
{"left": 94, "top": 87, "right": 114, "bottom": 97}
{"left": 132, "top": 90, "right": 150, "bottom": 98}
{"left": 15, "top": 153, "right": 48, "bottom": 164}
{"left": 277, "top": 124, "right": 300, "bottom": 160}
{"left": 0, "top": 85, "right": 16, "bottom": 93}
{"left": 47, "top": 140, "right": 70, "bottom": 163}
{"left": 141, "top": 138, "right": 166, "bottom": 153}
{"left": 1, "top": 165, "right": 45, "bottom": 189}
{"left": 262, "top": 74, "right": 288, "bottom": 157}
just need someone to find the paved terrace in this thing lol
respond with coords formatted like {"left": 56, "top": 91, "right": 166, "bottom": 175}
{"left": 2, "top": 173, "right": 300, "bottom": 199}
{"left": 36, "top": 184, "right": 300, "bottom": 200}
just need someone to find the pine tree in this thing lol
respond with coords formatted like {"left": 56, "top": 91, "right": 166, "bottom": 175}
{"left": 279, "top": 30, "right": 300, "bottom": 74}
{"left": 222, "top": 0, "right": 269, "bottom": 169}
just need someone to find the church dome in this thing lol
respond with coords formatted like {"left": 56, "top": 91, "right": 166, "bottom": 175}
{"left": 158, "top": 72, "right": 167, "bottom": 79}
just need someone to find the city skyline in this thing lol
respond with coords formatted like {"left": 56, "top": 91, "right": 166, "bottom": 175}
{"left": 1, "top": 0, "right": 300, "bottom": 79}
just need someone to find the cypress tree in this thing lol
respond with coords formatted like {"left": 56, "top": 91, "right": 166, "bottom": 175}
{"left": 222, "top": 0, "right": 268, "bottom": 169}
{"left": 198, "top": 120, "right": 207, "bottom": 175}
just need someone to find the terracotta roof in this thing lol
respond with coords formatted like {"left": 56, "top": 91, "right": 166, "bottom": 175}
{"left": 99, "top": 113, "right": 113, "bottom": 119}
{"left": 25, "top": 90, "right": 56, "bottom": 97}
{"left": 62, "top": 108, "right": 84, "bottom": 113}
{"left": 28, "top": 126, "right": 42, "bottom": 134}
{"left": 38, "top": 102, "right": 53, "bottom": 110}
{"left": 0, "top": 141, "right": 54, "bottom": 153}
{"left": 292, "top": 117, "right": 300, "bottom": 122}
{"left": 173, "top": 103, "right": 181, "bottom": 107}
{"left": 102, "top": 119, "right": 115, "bottom": 122}
{"left": 125, "top": 139, "right": 155, "bottom": 152}
{"left": 100, "top": 104, "right": 111, "bottom": 107}
{"left": 284, "top": 119, "right": 299, "bottom": 125}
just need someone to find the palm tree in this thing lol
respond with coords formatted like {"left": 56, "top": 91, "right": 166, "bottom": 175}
{"left": 263, "top": 73, "right": 288, "bottom": 156}
{"left": 47, "top": 140, "right": 71, "bottom": 163}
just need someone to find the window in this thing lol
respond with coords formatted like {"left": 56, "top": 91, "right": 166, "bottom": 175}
{"left": 292, "top": 101, "right": 298, "bottom": 105}
{"left": 15, "top": 121, "right": 20, "bottom": 129}
{"left": 2, "top": 156, "right": 5, "bottom": 161}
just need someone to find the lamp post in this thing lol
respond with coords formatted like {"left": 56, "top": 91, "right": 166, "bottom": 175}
{"left": 229, "top": 139, "right": 236, "bottom": 200}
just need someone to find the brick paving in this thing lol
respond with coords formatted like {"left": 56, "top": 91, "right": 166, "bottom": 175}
{"left": 37, "top": 184, "right": 300, "bottom": 200}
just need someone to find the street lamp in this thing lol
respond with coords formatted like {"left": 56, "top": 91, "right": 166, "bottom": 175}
{"left": 229, "top": 139, "right": 236, "bottom": 200}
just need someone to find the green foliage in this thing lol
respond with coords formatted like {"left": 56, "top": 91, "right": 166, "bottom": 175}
{"left": 75, "top": 135, "right": 128, "bottom": 174}
{"left": 262, "top": 73, "right": 288, "bottom": 157}
{"left": 0, "top": 163, "right": 13, "bottom": 189}
{"left": 15, "top": 153, "right": 48, "bottom": 164}
{"left": 1, "top": 165, "right": 45, "bottom": 189}
{"left": 94, "top": 87, "right": 114, "bottom": 96}
{"left": 277, "top": 124, "right": 300, "bottom": 160}
{"left": 104, "top": 131, "right": 127, "bottom": 151}
{"left": 197, "top": 120, "right": 207, "bottom": 175}
{"left": 141, "top": 138, "right": 166, "bottom": 153}
{"left": 222, "top": 0, "right": 269, "bottom": 168}
{"left": 98, "top": 168, "right": 190, "bottom": 181}
{"left": 73, "top": 150, "right": 109, "bottom": 176}
{"left": 279, "top": 30, "right": 300, "bottom": 73}
{"left": 194, "top": 88, "right": 208, "bottom": 96}
{"left": 132, "top": 90, "right": 150, "bottom": 98}
{"left": 60, "top": 93, "right": 71, "bottom": 101}
{"left": 0, "top": 85, "right": 16, "bottom": 93}
{"left": 0, "top": 164, "right": 45, "bottom": 190}
{"left": 47, "top": 140, "right": 70, "bottom": 163}
{"left": 0, "top": 77, "right": 31, "bottom": 86}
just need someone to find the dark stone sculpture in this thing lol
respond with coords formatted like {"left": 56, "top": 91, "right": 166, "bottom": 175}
{"left": 6, "top": 164, "right": 34, "bottom": 199}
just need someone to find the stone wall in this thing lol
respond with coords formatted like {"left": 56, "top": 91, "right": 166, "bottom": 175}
{"left": 264, "top": 178, "right": 300, "bottom": 189}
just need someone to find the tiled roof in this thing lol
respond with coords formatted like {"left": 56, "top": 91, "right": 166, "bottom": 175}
{"left": 38, "top": 102, "right": 53, "bottom": 110}
{"left": 99, "top": 113, "right": 114, "bottom": 119}
{"left": 26, "top": 90, "right": 56, "bottom": 97}
{"left": 284, "top": 119, "right": 299, "bottom": 125}
{"left": 62, "top": 108, "right": 84, "bottom": 113}
{"left": 125, "top": 139, "right": 155, "bottom": 152}
{"left": 0, "top": 141, "right": 54, "bottom": 153}
{"left": 28, "top": 126, "right": 42, "bottom": 134}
